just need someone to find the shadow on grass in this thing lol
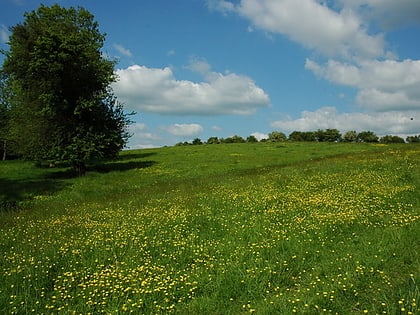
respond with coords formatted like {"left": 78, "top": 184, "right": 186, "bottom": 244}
{"left": 0, "top": 176, "right": 69, "bottom": 212}
{"left": 88, "top": 151, "right": 157, "bottom": 173}
{"left": 0, "top": 152, "right": 157, "bottom": 212}
{"left": 116, "top": 152, "right": 157, "bottom": 161}
{"left": 90, "top": 160, "right": 156, "bottom": 173}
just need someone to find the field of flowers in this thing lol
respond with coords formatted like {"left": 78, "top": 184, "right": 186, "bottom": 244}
{"left": 0, "top": 143, "right": 419, "bottom": 314}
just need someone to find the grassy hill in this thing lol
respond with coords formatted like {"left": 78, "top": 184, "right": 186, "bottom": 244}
{"left": 1, "top": 142, "right": 419, "bottom": 314}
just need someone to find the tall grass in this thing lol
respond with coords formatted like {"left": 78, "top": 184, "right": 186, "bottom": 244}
{"left": 1, "top": 143, "right": 419, "bottom": 314}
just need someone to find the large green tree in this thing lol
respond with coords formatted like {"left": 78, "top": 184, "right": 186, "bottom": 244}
{"left": 1, "top": 4, "right": 131, "bottom": 174}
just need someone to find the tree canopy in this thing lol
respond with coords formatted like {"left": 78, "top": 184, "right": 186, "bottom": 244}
{"left": 268, "top": 131, "right": 287, "bottom": 142}
{"left": 1, "top": 4, "right": 131, "bottom": 174}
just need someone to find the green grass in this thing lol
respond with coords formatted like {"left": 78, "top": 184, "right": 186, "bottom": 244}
{"left": 1, "top": 142, "right": 419, "bottom": 314}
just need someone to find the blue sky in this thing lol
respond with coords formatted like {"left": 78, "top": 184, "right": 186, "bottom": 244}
{"left": 1, "top": 0, "right": 420, "bottom": 148}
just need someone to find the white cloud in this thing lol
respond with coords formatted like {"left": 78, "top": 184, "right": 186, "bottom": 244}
{"left": 207, "top": 1, "right": 420, "bottom": 138}
{"left": 127, "top": 123, "right": 162, "bottom": 149}
{"left": 339, "top": 0, "right": 420, "bottom": 29}
{"left": 305, "top": 59, "right": 420, "bottom": 111}
{"left": 113, "top": 43, "right": 133, "bottom": 58}
{"left": 130, "top": 122, "right": 148, "bottom": 132}
{"left": 271, "top": 106, "right": 420, "bottom": 136}
{"left": 185, "top": 57, "right": 213, "bottom": 76}
{"left": 207, "top": 0, "right": 235, "bottom": 14}
{"left": 356, "top": 89, "right": 420, "bottom": 112}
{"left": 211, "top": 0, "right": 420, "bottom": 112}
{"left": 0, "top": 24, "right": 9, "bottom": 44}
{"left": 251, "top": 132, "right": 268, "bottom": 141}
{"left": 212, "top": 125, "right": 222, "bottom": 131}
{"left": 113, "top": 63, "right": 270, "bottom": 115}
{"left": 214, "top": 0, "right": 385, "bottom": 59}
{"left": 164, "top": 123, "right": 203, "bottom": 137}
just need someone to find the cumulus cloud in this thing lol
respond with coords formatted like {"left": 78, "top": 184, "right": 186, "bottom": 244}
{"left": 185, "top": 57, "right": 213, "bottom": 76}
{"left": 305, "top": 59, "right": 420, "bottom": 111}
{"left": 113, "top": 43, "right": 133, "bottom": 58}
{"left": 251, "top": 132, "right": 268, "bottom": 141}
{"left": 164, "top": 123, "right": 203, "bottom": 137}
{"left": 339, "top": 0, "right": 420, "bottom": 29}
{"left": 129, "top": 123, "right": 161, "bottom": 141}
{"left": 207, "top": 0, "right": 235, "bottom": 14}
{"left": 212, "top": 125, "right": 222, "bottom": 131}
{"left": 127, "top": 123, "right": 161, "bottom": 149}
{"left": 271, "top": 106, "right": 420, "bottom": 136}
{"left": 211, "top": 0, "right": 420, "bottom": 111}
{"left": 113, "top": 63, "right": 270, "bottom": 115}
{"left": 212, "top": 0, "right": 385, "bottom": 59}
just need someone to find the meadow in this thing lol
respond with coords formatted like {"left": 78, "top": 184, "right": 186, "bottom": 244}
{"left": 0, "top": 142, "right": 419, "bottom": 314}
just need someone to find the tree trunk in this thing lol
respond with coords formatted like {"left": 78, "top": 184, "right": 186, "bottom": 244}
{"left": 2, "top": 140, "right": 6, "bottom": 161}
{"left": 73, "top": 161, "right": 86, "bottom": 176}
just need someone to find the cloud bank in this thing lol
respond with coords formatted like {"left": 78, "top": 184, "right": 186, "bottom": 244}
{"left": 209, "top": 0, "right": 386, "bottom": 59}
{"left": 305, "top": 59, "right": 420, "bottom": 111}
{"left": 113, "top": 61, "right": 270, "bottom": 116}
{"left": 271, "top": 106, "right": 420, "bottom": 136}
{"left": 164, "top": 123, "right": 203, "bottom": 137}
{"left": 210, "top": 0, "right": 420, "bottom": 135}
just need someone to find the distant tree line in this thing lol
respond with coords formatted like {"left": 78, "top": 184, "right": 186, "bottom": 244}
{"left": 176, "top": 129, "right": 420, "bottom": 146}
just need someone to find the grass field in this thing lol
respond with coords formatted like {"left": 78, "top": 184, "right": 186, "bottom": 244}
{"left": 1, "top": 142, "right": 419, "bottom": 314}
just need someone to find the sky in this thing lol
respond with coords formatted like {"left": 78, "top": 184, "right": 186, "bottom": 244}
{"left": 1, "top": 0, "right": 420, "bottom": 148}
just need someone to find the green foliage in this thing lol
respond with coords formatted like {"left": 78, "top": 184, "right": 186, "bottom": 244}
{"left": 407, "top": 135, "right": 420, "bottom": 143}
{"left": 1, "top": 4, "right": 131, "bottom": 173}
{"left": 288, "top": 130, "right": 316, "bottom": 142}
{"left": 315, "top": 128, "right": 342, "bottom": 142}
{"left": 0, "top": 71, "right": 12, "bottom": 159}
{"left": 343, "top": 130, "right": 358, "bottom": 142}
{"left": 204, "top": 130, "right": 415, "bottom": 146}
{"left": 192, "top": 138, "right": 203, "bottom": 145}
{"left": 222, "top": 135, "right": 246, "bottom": 143}
{"left": 358, "top": 130, "right": 379, "bottom": 143}
{"left": 380, "top": 135, "right": 405, "bottom": 143}
{"left": 206, "top": 136, "right": 220, "bottom": 144}
{"left": 268, "top": 131, "right": 287, "bottom": 142}
{"left": 246, "top": 135, "right": 258, "bottom": 143}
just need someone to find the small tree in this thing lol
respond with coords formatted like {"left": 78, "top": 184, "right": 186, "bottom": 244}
{"left": 246, "top": 135, "right": 258, "bottom": 143}
{"left": 343, "top": 130, "right": 358, "bottom": 142}
{"left": 207, "top": 136, "right": 220, "bottom": 144}
{"left": 268, "top": 131, "right": 287, "bottom": 142}
{"left": 289, "top": 131, "right": 316, "bottom": 142}
{"left": 314, "top": 129, "right": 326, "bottom": 142}
{"left": 288, "top": 131, "right": 303, "bottom": 142}
{"left": 223, "top": 135, "right": 245, "bottom": 144}
{"left": 323, "top": 129, "right": 342, "bottom": 142}
{"left": 358, "top": 131, "right": 379, "bottom": 143}
{"left": 192, "top": 138, "right": 203, "bottom": 145}
{"left": 407, "top": 135, "right": 420, "bottom": 143}
{"left": 2, "top": 4, "right": 132, "bottom": 174}
{"left": 380, "top": 135, "right": 405, "bottom": 144}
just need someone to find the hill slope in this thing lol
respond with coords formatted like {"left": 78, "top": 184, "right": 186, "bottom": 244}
{"left": 1, "top": 143, "right": 419, "bottom": 314}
